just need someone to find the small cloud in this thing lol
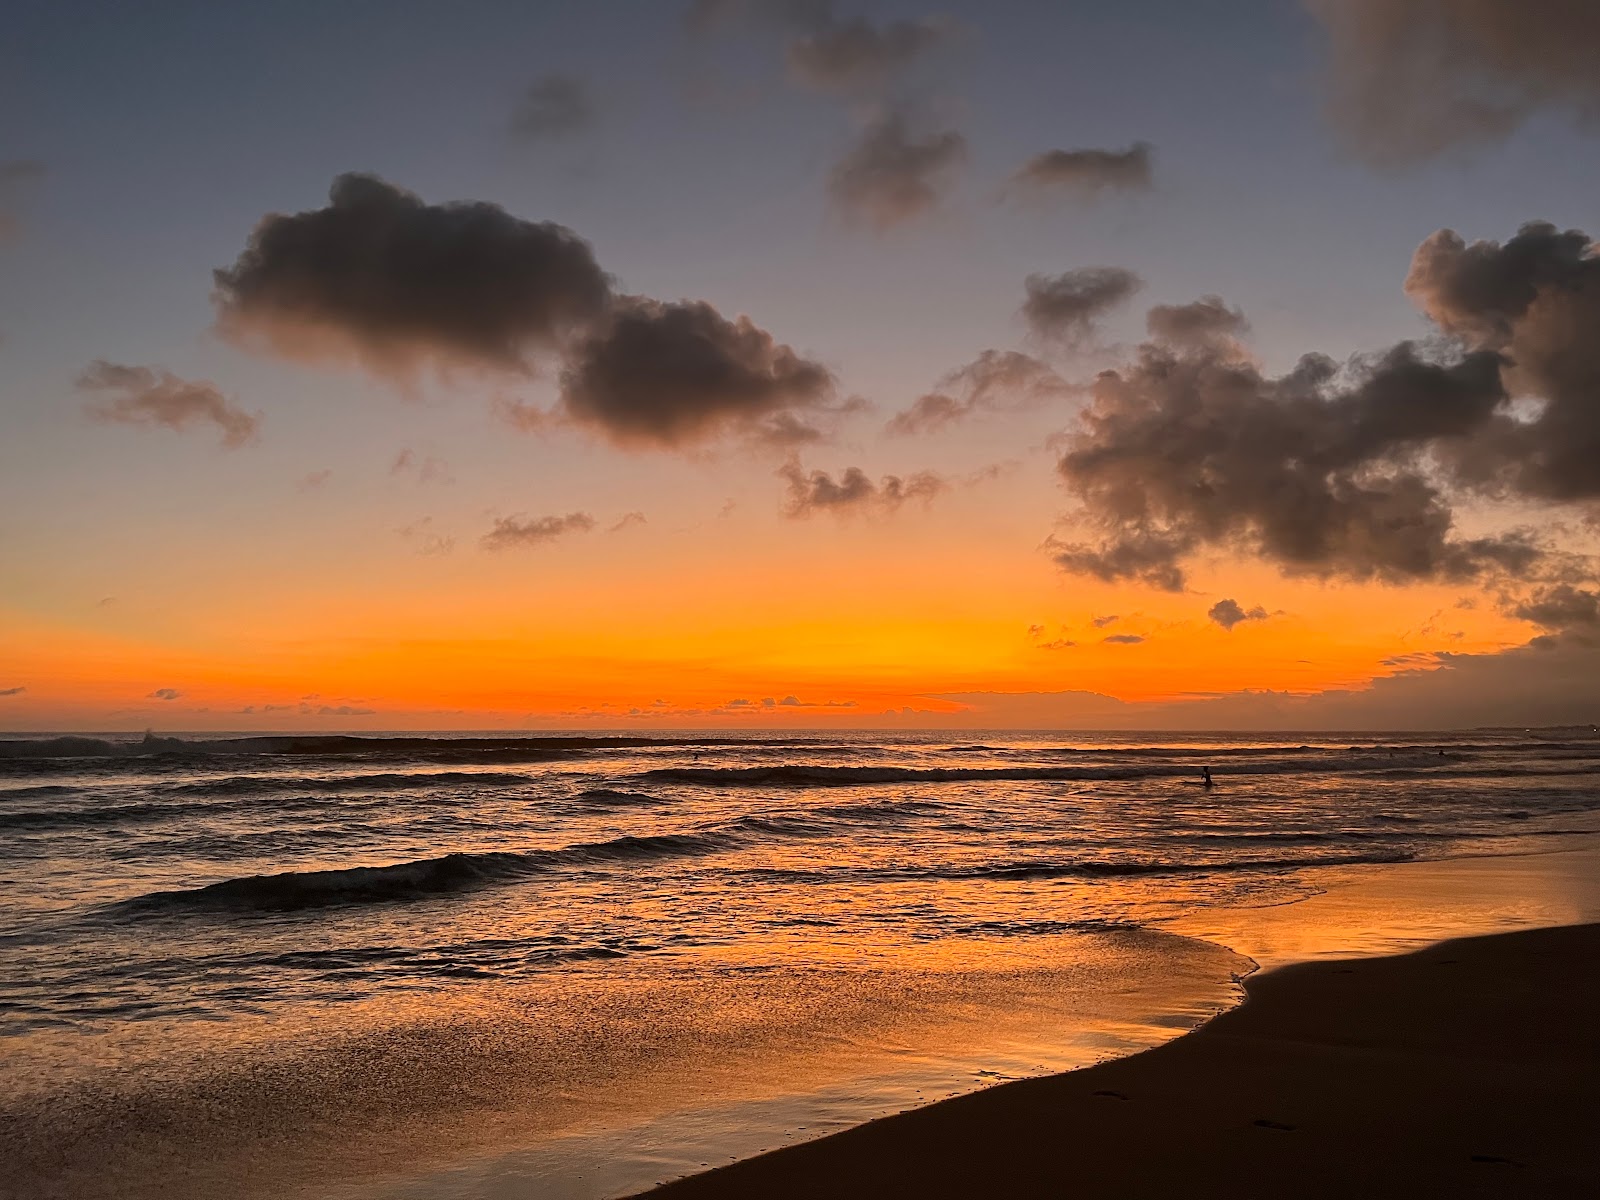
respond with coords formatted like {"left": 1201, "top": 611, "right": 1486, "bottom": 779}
{"left": 481, "top": 511, "right": 596, "bottom": 550}
{"left": 829, "top": 111, "right": 966, "bottom": 231}
{"left": 1381, "top": 651, "right": 1442, "bottom": 669}
{"left": 1022, "top": 267, "right": 1143, "bottom": 346}
{"left": 299, "top": 469, "right": 333, "bottom": 490}
{"left": 79, "top": 361, "right": 260, "bottom": 448}
{"left": 494, "top": 396, "right": 555, "bottom": 432}
{"left": 1026, "top": 623, "right": 1045, "bottom": 638}
{"left": 0, "top": 685, "right": 24, "bottom": 697}
{"left": 1092, "top": 614, "right": 1120, "bottom": 628}
{"left": 1007, "top": 143, "right": 1153, "bottom": 202}
{"left": 786, "top": 15, "right": 955, "bottom": 95}
{"left": 1036, "top": 639, "right": 1077, "bottom": 650}
{"left": 148, "top": 687, "right": 182, "bottom": 701}
{"left": 511, "top": 73, "right": 596, "bottom": 140}
{"left": 1208, "top": 598, "right": 1270, "bottom": 631}
{"left": 886, "top": 351, "right": 1073, "bottom": 436}
{"left": 726, "top": 698, "right": 753, "bottom": 707}
{"left": 318, "top": 704, "right": 375, "bottom": 716}
{"left": 780, "top": 460, "right": 944, "bottom": 517}
{"left": 398, "top": 517, "right": 456, "bottom": 556}
{"left": 391, "top": 448, "right": 452, "bottom": 484}
{"left": 1102, "top": 634, "right": 1145, "bottom": 645}
{"left": 607, "top": 511, "right": 647, "bottom": 533}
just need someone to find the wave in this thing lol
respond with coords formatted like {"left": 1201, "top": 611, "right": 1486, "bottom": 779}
{"left": 570, "top": 788, "right": 666, "bottom": 807}
{"left": 0, "top": 732, "right": 852, "bottom": 763}
{"left": 636, "top": 755, "right": 1479, "bottom": 787}
{"left": 158, "top": 770, "right": 535, "bottom": 797}
{"left": 111, "top": 831, "right": 732, "bottom": 914}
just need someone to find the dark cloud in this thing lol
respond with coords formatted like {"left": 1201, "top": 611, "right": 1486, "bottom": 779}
{"left": 1048, "top": 218, "right": 1600, "bottom": 590}
{"left": 786, "top": 15, "right": 953, "bottom": 93}
{"left": 1404, "top": 221, "right": 1600, "bottom": 502}
{"left": 1209, "top": 598, "right": 1270, "bottom": 630}
{"left": 511, "top": 74, "right": 596, "bottom": 140}
{"left": 0, "top": 159, "right": 45, "bottom": 240}
{"left": 939, "top": 634, "right": 1600, "bottom": 729}
{"left": 480, "top": 512, "right": 596, "bottom": 550}
{"left": 1102, "top": 633, "right": 1144, "bottom": 645}
{"left": 1146, "top": 295, "right": 1250, "bottom": 351}
{"left": 1022, "top": 267, "right": 1143, "bottom": 345}
{"left": 780, "top": 460, "right": 944, "bottom": 516}
{"left": 1007, "top": 143, "right": 1152, "bottom": 201}
{"left": 560, "top": 296, "right": 836, "bottom": 448}
{"left": 1512, "top": 584, "right": 1600, "bottom": 632}
{"left": 1091, "top": 614, "right": 1119, "bottom": 628}
{"left": 79, "top": 361, "right": 260, "bottom": 448}
{"left": 148, "top": 688, "right": 182, "bottom": 701}
{"left": 887, "top": 350, "right": 1072, "bottom": 434}
{"left": 0, "top": 686, "right": 24, "bottom": 697}
{"left": 828, "top": 112, "right": 966, "bottom": 231}
{"left": 213, "top": 173, "right": 613, "bottom": 375}
{"left": 1036, "top": 639, "right": 1077, "bottom": 650}
{"left": 1307, "top": 0, "right": 1600, "bottom": 165}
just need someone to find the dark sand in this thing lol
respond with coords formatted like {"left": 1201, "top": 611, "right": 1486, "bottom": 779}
{"left": 640, "top": 923, "right": 1600, "bottom": 1199}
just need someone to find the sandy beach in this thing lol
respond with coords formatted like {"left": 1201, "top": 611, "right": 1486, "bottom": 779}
{"left": 641, "top": 922, "right": 1600, "bottom": 1199}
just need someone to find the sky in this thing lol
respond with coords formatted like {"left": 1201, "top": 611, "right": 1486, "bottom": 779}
{"left": 3, "top": 0, "right": 1600, "bottom": 731}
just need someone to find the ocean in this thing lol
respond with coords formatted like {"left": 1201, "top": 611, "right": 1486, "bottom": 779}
{"left": 3, "top": 728, "right": 1599, "bottom": 1198}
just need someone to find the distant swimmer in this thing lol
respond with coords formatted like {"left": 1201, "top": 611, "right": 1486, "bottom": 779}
{"left": 1201, "top": 766, "right": 1214, "bottom": 788}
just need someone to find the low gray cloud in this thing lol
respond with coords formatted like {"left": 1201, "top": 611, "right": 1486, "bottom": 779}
{"left": 1145, "top": 295, "right": 1249, "bottom": 351}
{"left": 480, "top": 512, "right": 596, "bottom": 550}
{"left": 887, "top": 350, "right": 1072, "bottom": 434}
{"left": 829, "top": 112, "right": 966, "bottom": 231}
{"left": 1091, "top": 614, "right": 1119, "bottom": 628}
{"left": 1007, "top": 142, "right": 1152, "bottom": 201}
{"left": 213, "top": 173, "right": 613, "bottom": 375}
{"left": 1512, "top": 585, "right": 1600, "bottom": 633}
{"left": 1022, "top": 267, "right": 1142, "bottom": 345}
{"left": 79, "top": 361, "right": 260, "bottom": 448}
{"left": 560, "top": 296, "right": 836, "bottom": 448}
{"left": 1050, "top": 216, "right": 1600, "bottom": 592}
{"left": 1209, "top": 598, "right": 1270, "bottom": 630}
{"left": 0, "top": 686, "right": 24, "bottom": 697}
{"left": 1306, "top": 0, "right": 1600, "bottom": 165}
{"left": 1102, "top": 633, "right": 1144, "bottom": 645}
{"left": 512, "top": 74, "right": 596, "bottom": 140}
{"left": 780, "top": 460, "right": 944, "bottom": 516}
{"left": 148, "top": 688, "right": 182, "bottom": 701}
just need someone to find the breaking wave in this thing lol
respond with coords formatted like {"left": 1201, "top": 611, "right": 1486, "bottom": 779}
{"left": 113, "top": 831, "right": 733, "bottom": 914}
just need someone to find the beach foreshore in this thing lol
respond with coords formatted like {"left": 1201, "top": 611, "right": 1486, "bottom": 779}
{"left": 639, "top": 922, "right": 1600, "bottom": 1199}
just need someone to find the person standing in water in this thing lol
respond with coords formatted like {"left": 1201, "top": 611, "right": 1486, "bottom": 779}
{"left": 1201, "top": 766, "right": 1214, "bottom": 788}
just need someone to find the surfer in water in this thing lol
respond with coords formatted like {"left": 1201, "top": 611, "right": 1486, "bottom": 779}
{"left": 1201, "top": 766, "right": 1214, "bottom": 788}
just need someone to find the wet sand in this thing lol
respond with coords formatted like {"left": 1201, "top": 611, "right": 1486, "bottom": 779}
{"left": 641, "top": 922, "right": 1600, "bottom": 1199}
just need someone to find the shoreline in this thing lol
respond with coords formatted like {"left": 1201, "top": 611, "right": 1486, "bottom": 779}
{"left": 638, "top": 920, "right": 1600, "bottom": 1198}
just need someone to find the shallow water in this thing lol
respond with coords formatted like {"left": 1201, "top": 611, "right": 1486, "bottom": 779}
{"left": 3, "top": 728, "right": 1598, "bottom": 1197}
